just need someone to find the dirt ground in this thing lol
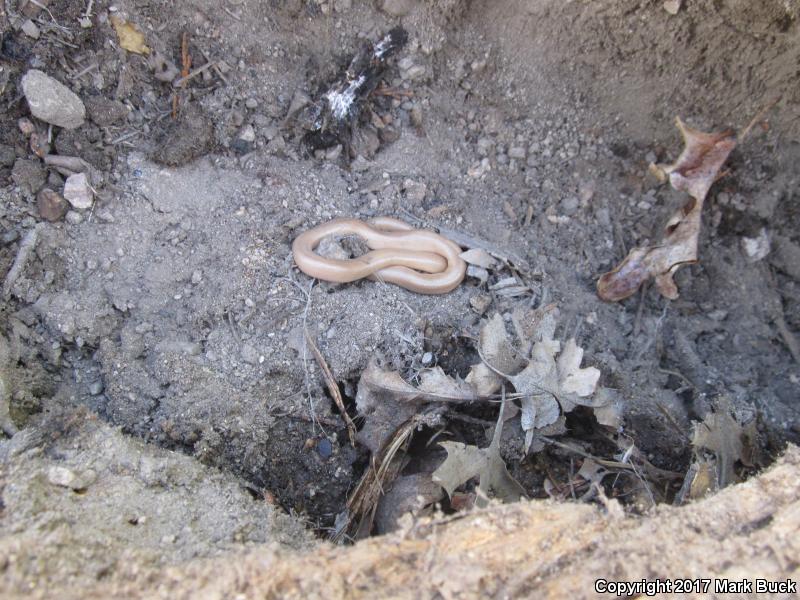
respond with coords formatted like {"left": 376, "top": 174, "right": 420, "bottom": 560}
{"left": 1, "top": 0, "right": 799, "bottom": 594}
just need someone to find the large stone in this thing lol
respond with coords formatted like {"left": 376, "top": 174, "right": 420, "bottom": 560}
{"left": 21, "top": 69, "right": 86, "bottom": 130}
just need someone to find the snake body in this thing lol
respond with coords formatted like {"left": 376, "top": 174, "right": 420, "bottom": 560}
{"left": 292, "top": 217, "right": 466, "bottom": 294}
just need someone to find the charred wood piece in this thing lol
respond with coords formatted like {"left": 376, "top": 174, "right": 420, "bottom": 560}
{"left": 300, "top": 27, "right": 407, "bottom": 154}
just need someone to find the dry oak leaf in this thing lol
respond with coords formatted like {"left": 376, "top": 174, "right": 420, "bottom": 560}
{"left": 432, "top": 400, "right": 526, "bottom": 507}
{"left": 510, "top": 337, "right": 601, "bottom": 452}
{"left": 465, "top": 313, "right": 525, "bottom": 396}
{"left": 691, "top": 397, "right": 756, "bottom": 489}
{"left": 110, "top": 16, "right": 150, "bottom": 55}
{"left": 356, "top": 361, "right": 474, "bottom": 454}
{"left": 598, "top": 118, "right": 737, "bottom": 302}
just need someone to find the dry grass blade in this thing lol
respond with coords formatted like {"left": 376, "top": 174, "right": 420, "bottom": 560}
{"left": 332, "top": 419, "right": 416, "bottom": 542}
{"left": 304, "top": 328, "right": 357, "bottom": 446}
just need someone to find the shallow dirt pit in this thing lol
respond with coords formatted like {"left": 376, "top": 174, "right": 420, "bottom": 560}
{"left": 1, "top": 0, "right": 799, "bottom": 594}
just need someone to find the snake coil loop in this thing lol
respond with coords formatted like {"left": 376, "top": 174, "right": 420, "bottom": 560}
{"left": 292, "top": 217, "right": 467, "bottom": 294}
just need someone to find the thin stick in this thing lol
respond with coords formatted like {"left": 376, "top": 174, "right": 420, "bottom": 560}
{"left": 3, "top": 224, "right": 42, "bottom": 299}
{"left": 69, "top": 62, "right": 98, "bottom": 80}
{"left": 739, "top": 96, "right": 781, "bottom": 142}
{"left": 304, "top": 328, "right": 357, "bottom": 446}
{"left": 172, "top": 62, "right": 215, "bottom": 88}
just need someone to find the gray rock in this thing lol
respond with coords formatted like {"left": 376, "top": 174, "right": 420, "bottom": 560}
{"left": 402, "top": 178, "right": 427, "bottom": 204}
{"left": 380, "top": 0, "right": 417, "bottom": 17}
{"left": 351, "top": 155, "right": 371, "bottom": 172}
{"left": 476, "top": 137, "right": 493, "bottom": 156}
{"left": 65, "top": 211, "right": 83, "bottom": 225}
{"left": 241, "top": 344, "right": 259, "bottom": 365}
{"left": 89, "top": 380, "right": 104, "bottom": 395}
{"left": 0, "top": 144, "right": 16, "bottom": 168}
{"left": 238, "top": 124, "right": 256, "bottom": 143}
{"left": 325, "top": 144, "right": 342, "bottom": 161}
{"left": 260, "top": 123, "right": 279, "bottom": 140}
{"left": 402, "top": 65, "right": 426, "bottom": 82}
{"left": 560, "top": 197, "right": 580, "bottom": 215}
{"left": 21, "top": 70, "right": 86, "bottom": 130}
{"left": 21, "top": 19, "right": 40, "bottom": 39}
{"left": 352, "top": 127, "right": 380, "bottom": 158}
{"left": 508, "top": 146, "right": 526, "bottom": 159}
{"left": 47, "top": 465, "right": 97, "bottom": 490}
{"left": 266, "top": 135, "right": 287, "bottom": 156}
{"left": 63, "top": 173, "right": 93, "bottom": 210}
{"left": 11, "top": 159, "right": 46, "bottom": 195}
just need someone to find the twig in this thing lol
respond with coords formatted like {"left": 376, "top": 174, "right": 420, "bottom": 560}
{"left": 110, "top": 130, "right": 142, "bottom": 145}
{"left": 739, "top": 96, "right": 781, "bottom": 142}
{"left": 632, "top": 281, "right": 648, "bottom": 337}
{"left": 222, "top": 6, "right": 242, "bottom": 20}
{"left": 304, "top": 328, "right": 357, "bottom": 446}
{"left": 658, "top": 367, "right": 696, "bottom": 390}
{"left": 654, "top": 401, "right": 690, "bottom": 441}
{"left": 43, "top": 154, "right": 91, "bottom": 172}
{"left": 3, "top": 224, "right": 42, "bottom": 299}
{"left": 69, "top": 62, "right": 98, "bottom": 80}
{"left": 297, "top": 280, "right": 326, "bottom": 435}
{"left": 199, "top": 47, "right": 229, "bottom": 86}
{"left": 172, "top": 62, "right": 215, "bottom": 88}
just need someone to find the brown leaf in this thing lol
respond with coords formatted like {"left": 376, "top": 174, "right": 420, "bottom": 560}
{"left": 465, "top": 313, "right": 525, "bottom": 396}
{"left": 374, "top": 473, "right": 444, "bottom": 534}
{"left": 356, "top": 361, "right": 474, "bottom": 454}
{"left": 510, "top": 336, "right": 601, "bottom": 452}
{"left": 691, "top": 397, "right": 756, "bottom": 488}
{"left": 432, "top": 399, "right": 526, "bottom": 507}
{"left": 598, "top": 118, "right": 737, "bottom": 302}
{"left": 656, "top": 117, "right": 737, "bottom": 203}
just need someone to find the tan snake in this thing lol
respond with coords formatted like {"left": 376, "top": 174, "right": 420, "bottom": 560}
{"left": 292, "top": 217, "right": 467, "bottom": 294}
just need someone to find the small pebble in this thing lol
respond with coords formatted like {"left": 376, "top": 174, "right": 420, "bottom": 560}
{"left": 47, "top": 465, "right": 97, "bottom": 491}
{"left": 37, "top": 188, "right": 67, "bottom": 222}
{"left": 317, "top": 438, "right": 333, "bottom": 459}
{"left": 65, "top": 211, "right": 84, "bottom": 225}
{"left": 421, "top": 352, "right": 434, "bottom": 366}
{"left": 508, "top": 146, "right": 526, "bottom": 159}
{"left": 470, "top": 294, "right": 492, "bottom": 315}
{"left": 238, "top": 124, "right": 256, "bottom": 143}
{"left": 21, "top": 19, "right": 40, "bottom": 39}
{"left": 63, "top": 173, "right": 94, "bottom": 210}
